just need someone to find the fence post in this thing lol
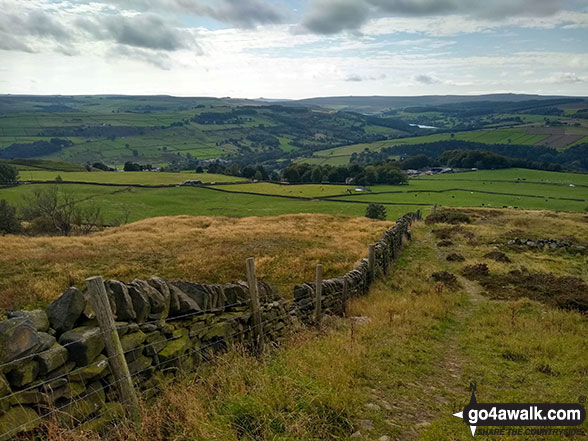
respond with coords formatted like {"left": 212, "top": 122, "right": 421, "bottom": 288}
{"left": 314, "top": 264, "right": 323, "bottom": 324}
{"left": 86, "top": 276, "right": 140, "bottom": 421}
{"left": 246, "top": 258, "right": 264, "bottom": 356}
{"left": 368, "top": 244, "right": 376, "bottom": 283}
{"left": 433, "top": 204, "right": 438, "bottom": 215}
{"left": 342, "top": 276, "right": 349, "bottom": 316}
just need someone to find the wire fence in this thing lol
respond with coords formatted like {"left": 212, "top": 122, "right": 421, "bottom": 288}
{"left": 0, "top": 211, "right": 421, "bottom": 440}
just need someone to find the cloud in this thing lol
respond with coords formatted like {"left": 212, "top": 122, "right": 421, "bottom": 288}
{"left": 108, "top": 45, "right": 174, "bottom": 69}
{"left": 301, "top": 0, "right": 370, "bottom": 34}
{"left": 0, "top": 9, "right": 71, "bottom": 51}
{"left": 344, "top": 73, "right": 387, "bottom": 81}
{"left": 300, "top": 0, "right": 569, "bottom": 34}
{"left": 103, "top": 0, "right": 285, "bottom": 28}
{"left": 77, "top": 13, "right": 197, "bottom": 51}
{"left": 548, "top": 72, "right": 585, "bottom": 83}
{"left": 413, "top": 73, "right": 440, "bottom": 84}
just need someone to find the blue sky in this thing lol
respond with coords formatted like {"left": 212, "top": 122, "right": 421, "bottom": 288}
{"left": 0, "top": 0, "right": 587, "bottom": 98}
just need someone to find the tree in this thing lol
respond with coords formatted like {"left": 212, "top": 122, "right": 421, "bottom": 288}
{"left": 22, "top": 186, "right": 103, "bottom": 236}
{"left": 195, "top": 166, "right": 204, "bottom": 173}
{"left": 365, "top": 203, "right": 386, "bottom": 221}
{"left": 124, "top": 161, "right": 142, "bottom": 172}
{"left": 0, "top": 199, "right": 21, "bottom": 235}
{"left": 0, "top": 163, "right": 18, "bottom": 186}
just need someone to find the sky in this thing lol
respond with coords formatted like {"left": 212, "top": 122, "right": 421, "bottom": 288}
{"left": 0, "top": 0, "right": 587, "bottom": 99}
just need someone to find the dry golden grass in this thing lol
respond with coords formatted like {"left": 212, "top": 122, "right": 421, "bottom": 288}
{"left": 0, "top": 214, "right": 394, "bottom": 313}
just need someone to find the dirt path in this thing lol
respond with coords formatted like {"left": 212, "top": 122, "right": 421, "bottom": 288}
{"left": 374, "top": 246, "right": 488, "bottom": 441}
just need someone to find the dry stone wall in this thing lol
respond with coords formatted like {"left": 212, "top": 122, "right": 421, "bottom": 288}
{"left": 0, "top": 211, "right": 420, "bottom": 439}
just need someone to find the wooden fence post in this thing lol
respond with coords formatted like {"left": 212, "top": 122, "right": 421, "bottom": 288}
{"left": 368, "top": 244, "right": 376, "bottom": 283}
{"left": 314, "top": 264, "right": 323, "bottom": 324}
{"left": 342, "top": 276, "right": 349, "bottom": 316}
{"left": 86, "top": 276, "right": 140, "bottom": 421}
{"left": 246, "top": 258, "right": 264, "bottom": 356}
{"left": 433, "top": 204, "right": 438, "bottom": 215}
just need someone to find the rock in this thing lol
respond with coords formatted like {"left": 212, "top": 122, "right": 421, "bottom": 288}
{"left": 127, "top": 282, "right": 151, "bottom": 322}
{"left": 45, "top": 361, "right": 75, "bottom": 381}
{"left": 0, "top": 318, "right": 41, "bottom": 364}
{"left": 0, "top": 406, "right": 41, "bottom": 439}
{"left": 350, "top": 431, "right": 362, "bottom": 438}
{"left": 357, "top": 419, "right": 374, "bottom": 431}
{"left": 106, "top": 280, "right": 137, "bottom": 322}
{"left": 6, "top": 360, "right": 39, "bottom": 387}
{"left": 158, "top": 331, "right": 189, "bottom": 363}
{"left": 120, "top": 331, "right": 147, "bottom": 352}
{"left": 168, "top": 284, "right": 201, "bottom": 315}
{"left": 365, "top": 402, "right": 380, "bottom": 411}
{"left": 7, "top": 310, "right": 49, "bottom": 332}
{"left": 144, "top": 332, "right": 167, "bottom": 356}
{"left": 131, "top": 279, "right": 167, "bottom": 320}
{"left": 38, "top": 332, "right": 56, "bottom": 352}
{"left": 379, "top": 436, "right": 391, "bottom": 441}
{"left": 46, "top": 287, "right": 86, "bottom": 334}
{"left": 81, "top": 401, "right": 124, "bottom": 433}
{"left": 222, "top": 284, "right": 248, "bottom": 306}
{"left": 36, "top": 343, "right": 68, "bottom": 375}
{"left": 128, "top": 354, "right": 153, "bottom": 375}
{"left": 171, "top": 282, "right": 210, "bottom": 310}
{"left": 58, "top": 381, "right": 105, "bottom": 428}
{"left": 59, "top": 326, "right": 105, "bottom": 366}
{"left": 74, "top": 354, "right": 109, "bottom": 381}
{"left": 148, "top": 277, "right": 171, "bottom": 317}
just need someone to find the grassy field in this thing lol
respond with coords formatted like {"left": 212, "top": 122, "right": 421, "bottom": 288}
{"left": 1, "top": 169, "right": 585, "bottom": 230}
{"left": 0, "top": 214, "right": 395, "bottom": 313}
{"left": 18, "top": 170, "right": 245, "bottom": 185}
{"left": 306, "top": 127, "right": 588, "bottom": 166}
{"left": 44, "top": 208, "right": 588, "bottom": 441}
{"left": 204, "top": 169, "right": 588, "bottom": 212}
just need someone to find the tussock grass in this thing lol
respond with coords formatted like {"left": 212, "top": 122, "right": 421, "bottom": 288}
{"left": 15, "top": 209, "right": 588, "bottom": 440}
{"left": 0, "top": 214, "right": 394, "bottom": 313}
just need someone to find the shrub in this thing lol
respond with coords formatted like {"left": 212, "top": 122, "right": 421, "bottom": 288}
{"left": 426, "top": 211, "right": 471, "bottom": 225}
{"left": 0, "top": 163, "right": 18, "bottom": 186}
{"left": 365, "top": 203, "right": 386, "bottom": 220}
{"left": 0, "top": 199, "right": 21, "bottom": 234}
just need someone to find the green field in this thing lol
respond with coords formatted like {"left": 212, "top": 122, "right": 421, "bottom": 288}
{"left": 18, "top": 170, "right": 245, "bottom": 185}
{"left": 305, "top": 128, "right": 556, "bottom": 166}
{"left": 0, "top": 183, "right": 425, "bottom": 223}
{"left": 2, "top": 169, "right": 584, "bottom": 225}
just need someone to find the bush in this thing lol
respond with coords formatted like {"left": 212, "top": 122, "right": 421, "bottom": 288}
{"left": 0, "top": 199, "right": 21, "bottom": 234}
{"left": 365, "top": 203, "right": 386, "bottom": 220}
{"left": 0, "top": 163, "right": 18, "bottom": 186}
{"left": 426, "top": 211, "right": 471, "bottom": 225}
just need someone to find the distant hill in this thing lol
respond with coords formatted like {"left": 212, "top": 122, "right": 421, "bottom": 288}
{"left": 283, "top": 94, "right": 587, "bottom": 114}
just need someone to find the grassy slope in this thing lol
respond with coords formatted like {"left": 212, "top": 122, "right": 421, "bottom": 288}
{"left": 53, "top": 209, "right": 588, "bottom": 441}
{"left": 0, "top": 214, "right": 394, "bottom": 313}
{"left": 18, "top": 170, "right": 245, "bottom": 185}
{"left": 306, "top": 127, "right": 588, "bottom": 166}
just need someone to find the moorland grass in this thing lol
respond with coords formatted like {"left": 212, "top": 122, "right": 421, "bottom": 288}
{"left": 46, "top": 209, "right": 587, "bottom": 440}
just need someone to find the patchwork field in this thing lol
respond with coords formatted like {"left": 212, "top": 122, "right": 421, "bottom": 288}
{"left": 307, "top": 127, "right": 588, "bottom": 166}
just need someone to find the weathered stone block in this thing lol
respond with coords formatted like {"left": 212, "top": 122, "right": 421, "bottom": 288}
{"left": 127, "top": 283, "right": 151, "bottom": 322}
{"left": 168, "top": 284, "right": 201, "bottom": 315}
{"left": 59, "top": 326, "right": 105, "bottom": 366}
{"left": 131, "top": 279, "right": 167, "bottom": 320}
{"left": 6, "top": 360, "right": 39, "bottom": 387}
{"left": 0, "top": 318, "right": 40, "bottom": 365}
{"left": 107, "top": 280, "right": 137, "bottom": 322}
{"left": 37, "top": 343, "right": 68, "bottom": 375}
{"left": 7, "top": 310, "right": 49, "bottom": 333}
{"left": 158, "top": 331, "right": 189, "bottom": 363}
{"left": 120, "top": 330, "right": 147, "bottom": 353}
{"left": 46, "top": 287, "right": 86, "bottom": 334}
{"left": 0, "top": 406, "right": 40, "bottom": 440}
{"left": 73, "top": 354, "right": 109, "bottom": 381}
